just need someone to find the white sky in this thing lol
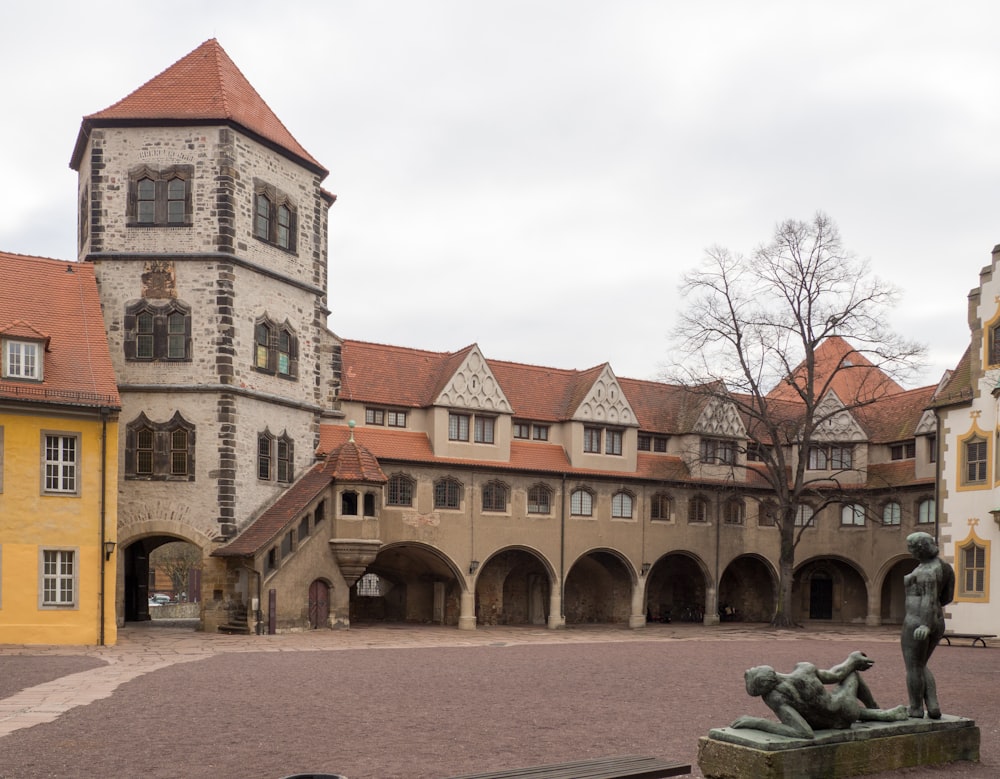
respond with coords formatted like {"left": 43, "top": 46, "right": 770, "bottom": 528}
{"left": 2, "top": 1, "right": 998, "bottom": 387}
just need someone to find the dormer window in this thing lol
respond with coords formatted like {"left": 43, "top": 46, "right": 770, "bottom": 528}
{"left": 700, "top": 438, "right": 735, "bottom": 465}
{"left": 3, "top": 339, "right": 42, "bottom": 380}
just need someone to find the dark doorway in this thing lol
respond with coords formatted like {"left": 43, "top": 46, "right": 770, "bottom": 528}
{"left": 809, "top": 573, "right": 833, "bottom": 619}
{"left": 308, "top": 580, "right": 329, "bottom": 629}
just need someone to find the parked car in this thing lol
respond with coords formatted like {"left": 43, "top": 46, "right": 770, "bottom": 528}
{"left": 148, "top": 593, "right": 171, "bottom": 606}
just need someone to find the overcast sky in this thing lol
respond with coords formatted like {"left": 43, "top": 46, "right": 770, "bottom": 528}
{"left": 2, "top": 1, "right": 998, "bottom": 388}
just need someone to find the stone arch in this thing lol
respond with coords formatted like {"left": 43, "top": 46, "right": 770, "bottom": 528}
{"left": 875, "top": 552, "right": 917, "bottom": 624}
{"left": 718, "top": 553, "right": 777, "bottom": 622}
{"left": 117, "top": 520, "right": 214, "bottom": 627}
{"left": 793, "top": 554, "right": 871, "bottom": 623}
{"left": 564, "top": 547, "right": 636, "bottom": 624}
{"left": 355, "top": 541, "right": 466, "bottom": 625}
{"left": 644, "top": 550, "right": 711, "bottom": 623}
{"left": 475, "top": 545, "right": 556, "bottom": 626}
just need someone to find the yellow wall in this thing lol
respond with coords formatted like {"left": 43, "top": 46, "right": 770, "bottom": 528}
{"left": 0, "top": 407, "right": 118, "bottom": 645}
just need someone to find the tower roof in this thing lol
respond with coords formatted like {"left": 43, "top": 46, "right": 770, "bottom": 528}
{"left": 70, "top": 39, "right": 326, "bottom": 177}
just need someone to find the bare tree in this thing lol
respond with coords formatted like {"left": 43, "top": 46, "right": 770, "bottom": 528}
{"left": 151, "top": 541, "right": 202, "bottom": 600}
{"left": 671, "top": 213, "right": 924, "bottom": 627}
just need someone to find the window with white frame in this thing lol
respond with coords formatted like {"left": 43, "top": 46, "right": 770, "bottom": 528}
{"left": 43, "top": 433, "right": 78, "bottom": 494}
{"left": 41, "top": 549, "right": 76, "bottom": 607}
{"left": 3, "top": 339, "right": 42, "bottom": 380}
{"left": 917, "top": 498, "right": 935, "bottom": 524}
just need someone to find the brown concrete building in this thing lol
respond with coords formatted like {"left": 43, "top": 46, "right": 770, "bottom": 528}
{"left": 69, "top": 40, "right": 940, "bottom": 634}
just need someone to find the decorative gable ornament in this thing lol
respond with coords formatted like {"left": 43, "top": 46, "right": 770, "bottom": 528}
{"left": 572, "top": 365, "right": 637, "bottom": 426}
{"left": 812, "top": 391, "right": 867, "bottom": 442}
{"left": 693, "top": 395, "right": 747, "bottom": 438}
{"left": 435, "top": 346, "right": 512, "bottom": 412}
{"left": 915, "top": 409, "right": 937, "bottom": 436}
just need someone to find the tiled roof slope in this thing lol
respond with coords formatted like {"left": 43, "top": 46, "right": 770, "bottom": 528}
{"left": 340, "top": 339, "right": 704, "bottom": 432}
{"left": 929, "top": 346, "right": 973, "bottom": 408}
{"left": 216, "top": 436, "right": 386, "bottom": 558}
{"left": 852, "top": 385, "right": 937, "bottom": 442}
{"left": 767, "top": 336, "right": 904, "bottom": 404}
{"left": 0, "top": 252, "right": 120, "bottom": 409}
{"left": 70, "top": 39, "right": 325, "bottom": 176}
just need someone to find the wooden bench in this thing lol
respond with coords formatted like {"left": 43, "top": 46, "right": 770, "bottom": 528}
{"left": 942, "top": 632, "right": 996, "bottom": 647}
{"left": 441, "top": 754, "right": 691, "bottom": 778}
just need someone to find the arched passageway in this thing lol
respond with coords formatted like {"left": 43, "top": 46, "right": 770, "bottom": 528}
{"left": 123, "top": 536, "right": 203, "bottom": 623}
{"left": 718, "top": 555, "right": 775, "bottom": 622}
{"left": 476, "top": 549, "right": 550, "bottom": 626}
{"left": 793, "top": 558, "right": 869, "bottom": 623}
{"left": 880, "top": 557, "right": 917, "bottom": 624}
{"left": 645, "top": 553, "right": 708, "bottom": 623}
{"left": 564, "top": 550, "right": 632, "bottom": 624}
{"left": 351, "top": 544, "right": 462, "bottom": 625}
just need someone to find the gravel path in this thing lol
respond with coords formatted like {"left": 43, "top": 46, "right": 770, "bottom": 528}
{"left": 0, "top": 628, "right": 995, "bottom": 778}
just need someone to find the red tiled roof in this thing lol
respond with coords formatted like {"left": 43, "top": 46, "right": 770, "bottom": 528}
{"left": 213, "top": 461, "right": 330, "bottom": 557}
{"left": 767, "top": 336, "right": 904, "bottom": 404}
{"left": 326, "top": 437, "right": 388, "bottom": 483}
{"left": 0, "top": 252, "right": 120, "bottom": 409}
{"left": 930, "top": 346, "right": 973, "bottom": 408}
{"left": 852, "top": 385, "right": 936, "bottom": 443}
{"left": 70, "top": 39, "right": 326, "bottom": 176}
{"left": 866, "top": 461, "right": 933, "bottom": 490}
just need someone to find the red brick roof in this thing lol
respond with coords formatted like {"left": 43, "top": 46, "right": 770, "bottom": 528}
{"left": 766, "top": 336, "right": 904, "bottom": 404}
{"left": 852, "top": 385, "right": 936, "bottom": 443}
{"left": 70, "top": 39, "right": 326, "bottom": 176}
{"left": 0, "top": 252, "right": 120, "bottom": 409}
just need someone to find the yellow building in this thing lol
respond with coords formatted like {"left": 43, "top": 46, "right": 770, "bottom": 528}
{"left": 0, "top": 252, "right": 120, "bottom": 645}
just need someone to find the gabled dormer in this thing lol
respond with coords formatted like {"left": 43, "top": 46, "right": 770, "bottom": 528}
{"left": 568, "top": 364, "right": 638, "bottom": 472}
{"left": 690, "top": 392, "right": 747, "bottom": 479}
{"left": 804, "top": 391, "right": 868, "bottom": 477}
{"left": 432, "top": 345, "right": 513, "bottom": 461}
{"left": 1, "top": 321, "right": 49, "bottom": 382}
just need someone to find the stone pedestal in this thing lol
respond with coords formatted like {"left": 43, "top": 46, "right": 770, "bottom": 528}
{"left": 698, "top": 715, "right": 979, "bottom": 779}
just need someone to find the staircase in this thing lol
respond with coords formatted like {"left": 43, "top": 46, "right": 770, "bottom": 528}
{"left": 218, "top": 603, "right": 252, "bottom": 634}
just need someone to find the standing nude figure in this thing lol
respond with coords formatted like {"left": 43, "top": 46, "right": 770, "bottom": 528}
{"left": 901, "top": 531, "right": 955, "bottom": 719}
{"left": 731, "top": 651, "right": 908, "bottom": 739}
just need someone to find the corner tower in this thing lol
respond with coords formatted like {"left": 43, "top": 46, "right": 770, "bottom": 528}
{"left": 71, "top": 40, "right": 341, "bottom": 628}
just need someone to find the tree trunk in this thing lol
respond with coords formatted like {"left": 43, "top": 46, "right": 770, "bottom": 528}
{"left": 771, "top": 529, "right": 798, "bottom": 628}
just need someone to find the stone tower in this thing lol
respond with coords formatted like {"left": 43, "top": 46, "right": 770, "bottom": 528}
{"left": 70, "top": 40, "right": 341, "bottom": 627}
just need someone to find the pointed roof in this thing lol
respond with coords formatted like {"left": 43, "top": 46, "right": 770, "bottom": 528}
{"left": 325, "top": 435, "right": 388, "bottom": 483}
{"left": 70, "top": 39, "right": 326, "bottom": 176}
{"left": 766, "top": 336, "right": 904, "bottom": 404}
{"left": 0, "top": 252, "right": 120, "bottom": 409}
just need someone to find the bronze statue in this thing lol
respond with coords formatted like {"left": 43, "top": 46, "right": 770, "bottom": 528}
{"left": 731, "top": 651, "right": 908, "bottom": 738}
{"left": 901, "top": 531, "right": 955, "bottom": 719}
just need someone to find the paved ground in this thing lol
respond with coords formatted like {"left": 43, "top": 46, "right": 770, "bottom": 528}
{"left": 0, "top": 621, "right": 995, "bottom": 778}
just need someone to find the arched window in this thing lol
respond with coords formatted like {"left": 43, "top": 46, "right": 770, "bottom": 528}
{"left": 125, "top": 300, "right": 192, "bottom": 362}
{"left": 882, "top": 502, "right": 901, "bottom": 526}
{"left": 527, "top": 484, "right": 552, "bottom": 515}
{"left": 125, "top": 411, "right": 195, "bottom": 481}
{"left": 958, "top": 539, "right": 987, "bottom": 597}
{"left": 387, "top": 474, "right": 414, "bottom": 507}
{"left": 724, "top": 498, "right": 745, "bottom": 525}
{"left": 434, "top": 478, "right": 462, "bottom": 509}
{"left": 650, "top": 493, "right": 672, "bottom": 521}
{"left": 253, "top": 316, "right": 298, "bottom": 378}
{"left": 841, "top": 503, "right": 865, "bottom": 526}
{"left": 758, "top": 500, "right": 777, "bottom": 527}
{"left": 794, "top": 504, "right": 815, "bottom": 527}
{"left": 128, "top": 165, "right": 192, "bottom": 226}
{"left": 341, "top": 490, "right": 359, "bottom": 516}
{"left": 258, "top": 430, "right": 293, "bottom": 483}
{"left": 253, "top": 182, "right": 297, "bottom": 252}
{"left": 277, "top": 204, "right": 292, "bottom": 249}
{"left": 482, "top": 481, "right": 508, "bottom": 512}
{"left": 137, "top": 177, "right": 156, "bottom": 223}
{"left": 166, "top": 177, "right": 187, "bottom": 223}
{"left": 611, "top": 491, "right": 633, "bottom": 519}
{"left": 570, "top": 488, "right": 593, "bottom": 517}
{"left": 255, "top": 193, "right": 271, "bottom": 240}
{"left": 917, "top": 498, "right": 936, "bottom": 525}
{"left": 688, "top": 496, "right": 708, "bottom": 524}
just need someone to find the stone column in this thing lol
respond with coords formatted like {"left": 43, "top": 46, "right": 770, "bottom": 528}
{"left": 458, "top": 588, "right": 476, "bottom": 630}
{"left": 866, "top": 586, "right": 882, "bottom": 626}
{"left": 629, "top": 577, "right": 647, "bottom": 629}
{"left": 703, "top": 583, "right": 720, "bottom": 626}
{"left": 547, "top": 587, "right": 565, "bottom": 629}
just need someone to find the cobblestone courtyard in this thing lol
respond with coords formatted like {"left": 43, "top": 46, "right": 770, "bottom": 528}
{"left": 0, "top": 623, "right": 996, "bottom": 778}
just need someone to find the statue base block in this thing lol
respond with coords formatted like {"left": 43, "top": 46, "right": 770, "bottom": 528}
{"left": 698, "top": 715, "right": 979, "bottom": 779}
